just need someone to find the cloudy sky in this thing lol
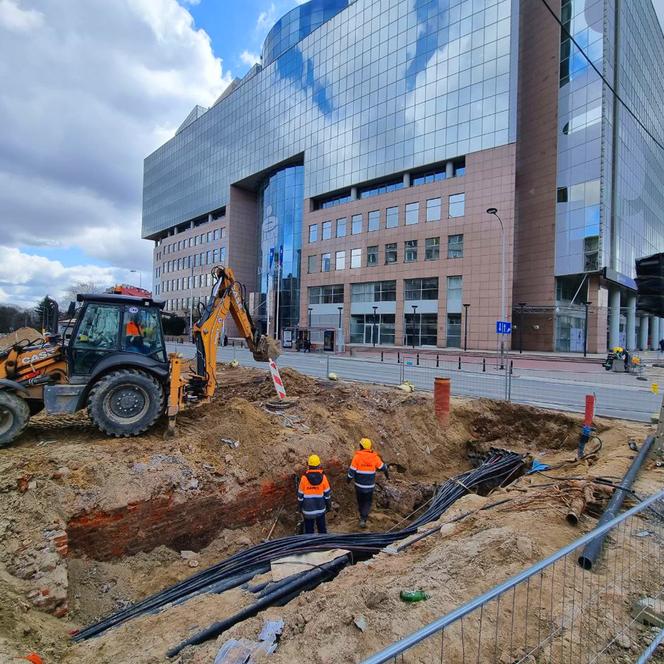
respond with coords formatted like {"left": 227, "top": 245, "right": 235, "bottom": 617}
{"left": 0, "top": 0, "right": 305, "bottom": 307}
{"left": 0, "top": 0, "right": 662, "bottom": 308}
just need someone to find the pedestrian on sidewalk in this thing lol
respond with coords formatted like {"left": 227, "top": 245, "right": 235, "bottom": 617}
{"left": 347, "top": 438, "right": 389, "bottom": 528}
{"left": 297, "top": 455, "right": 331, "bottom": 534}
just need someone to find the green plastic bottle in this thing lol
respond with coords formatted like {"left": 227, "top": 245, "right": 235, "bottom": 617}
{"left": 400, "top": 589, "right": 429, "bottom": 603}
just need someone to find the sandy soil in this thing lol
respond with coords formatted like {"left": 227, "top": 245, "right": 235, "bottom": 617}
{"left": 0, "top": 364, "right": 661, "bottom": 663}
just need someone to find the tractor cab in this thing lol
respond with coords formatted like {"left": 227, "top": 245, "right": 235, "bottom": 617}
{"left": 67, "top": 294, "right": 168, "bottom": 379}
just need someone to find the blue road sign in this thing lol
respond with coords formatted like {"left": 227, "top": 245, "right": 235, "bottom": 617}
{"left": 496, "top": 321, "right": 512, "bottom": 335}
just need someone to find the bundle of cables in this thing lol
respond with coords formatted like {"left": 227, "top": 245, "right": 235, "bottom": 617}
{"left": 73, "top": 448, "right": 524, "bottom": 656}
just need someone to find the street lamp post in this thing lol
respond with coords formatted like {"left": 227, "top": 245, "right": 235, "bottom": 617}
{"left": 308, "top": 307, "right": 313, "bottom": 328}
{"left": 486, "top": 208, "right": 507, "bottom": 369}
{"left": 372, "top": 306, "right": 378, "bottom": 348}
{"left": 411, "top": 305, "right": 418, "bottom": 349}
{"left": 583, "top": 301, "right": 591, "bottom": 358}
{"left": 337, "top": 306, "right": 343, "bottom": 354}
{"left": 518, "top": 302, "right": 526, "bottom": 354}
{"left": 463, "top": 303, "right": 470, "bottom": 351}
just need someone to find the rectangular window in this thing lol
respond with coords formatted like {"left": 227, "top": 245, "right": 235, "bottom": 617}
{"left": 220, "top": 247, "right": 226, "bottom": 262}
{"left": 321, "top": 253, "right": 331, "bottom": 272}
{"left": 351, "top": 214, "right": 362, "bottom": 235}
{"left": 307, "top": 255, "right": 317, "bottom": 273}
{"left": 447, "top": 234, "right": 464, "bottom": 258}
{"left": 350, "top": 281, "right": 397, "bottom": 302}
{"left": 336, "top": 218, "right": 347, "bottom": 238}
{"left": 449, "top": 193, "right": 465, "bottom": 218}
{"left": 309, "top": 224, "right": 318, "bottom": 243}
{"left": 206, "top": 250, "right": 212, "bottom": 264}
{"left": 404, "top": 313, "right": 438, "bottom": 346}
{"left": 309, "top": 285, "right": 344, "bottom": 304}
{"left": 359, "top": 180, "right": 404, "bottom": 198}
{"left": 335, "top": 250, "right": 346, "bottom": 270}
{"left": 447, "top": 276, "right": 463, "bottom": 313}
{"left": 404, "top": 239, "right": 418, "bottom": 262}
{"left": 322, "top": 221, "right": 332, "bottom": 240}
{"left": 350, "top": 313, "right": 395, "bottom": 345}
{"left": 213, "top": 229, "right": 220, "bottom": 240}
{"left": 425, "top": 237, "right": 440, "bottom": 261}
{"left": 367, "top": 245, "right": 378, "bottom": 266}
{"left": 385, "top": 243, "right": 397, "bottom": 264}
{"left": 207, "top": 232, "right": 212, "bottom": 243}
{"left": 446, "top": 314, "right": 462, "bottom": 347}
{"left": 405, "top": 277, "right": 439, "bottom": 300}
{"left": 426, "top": 198, "right": 441, "bottom": 222}
{"left": 220, "top": 228, "right": 225, "bottom": 239}
{"left": 405, "top": 202, "right": 419, "bottom": 225}
{"left": 351, "top": 248, "right": 362, "bottom": 268}
{"left": 386, "top": 207, "right": 399, "bottom": 228}
{"left": 212, "top": 249, "right": 218, "bottom": 262}
{"left": 368, "top": 210, "right": 380, "bottom": 232}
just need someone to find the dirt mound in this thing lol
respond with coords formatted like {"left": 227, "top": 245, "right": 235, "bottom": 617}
{"left": 0, "top": 327, "right": 43, "bottom": 350}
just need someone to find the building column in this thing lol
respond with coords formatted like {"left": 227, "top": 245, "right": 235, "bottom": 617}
{"left": 445, "top": 161, "right": 454, "bottom": 178}
{"left": 626, "top": 294, "right": 637, "bottom": 350}
{"left": 350, "top": 186, "right": 358, "bottom": 201}
{"left": 402, "top": 172, "right": 411, "bottom": 188}
{"left": 651, "top": 316, "right": 659, "bottom": 351}
{"left": 609, "top": 288, "right": 621, "bottom": 349}
{"left": 639, "top": 315, "right": 649, "bottom": 351}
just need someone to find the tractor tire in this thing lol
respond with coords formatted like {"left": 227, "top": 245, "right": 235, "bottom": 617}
{"left": 0, "top": 391, "right": 31, "bottom": 447}
{"left": 87, "top": 369, "right": 164, "bottom": 438}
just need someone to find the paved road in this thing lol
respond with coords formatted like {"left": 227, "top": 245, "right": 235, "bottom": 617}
{"left": 167, "top": 343, "right": 660, "bottom": 422}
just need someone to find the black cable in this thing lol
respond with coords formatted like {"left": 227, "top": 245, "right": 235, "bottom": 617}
{"left": 537, "top": 0, "right": 664, "bottom": 153}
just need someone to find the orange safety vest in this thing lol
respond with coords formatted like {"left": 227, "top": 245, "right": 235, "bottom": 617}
{"left": 348, "top": 449, "right": 386, "bottom": 491}
{"left": 297, "top": 468, "right": 331, "bottom": 517}
{"left": 126, "top": 321, "right": 141, "bottom": 336}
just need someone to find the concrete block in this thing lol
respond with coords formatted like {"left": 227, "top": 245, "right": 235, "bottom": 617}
{"left": 632, "top": 597, "right": 664, "bottom": 628}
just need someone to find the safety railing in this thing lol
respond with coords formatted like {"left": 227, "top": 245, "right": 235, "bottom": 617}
{"left": 212, "top": 346, "right": 657, "bottom": 422}
{"left": 362, "top": 489, "right": 664, "bottom": 664}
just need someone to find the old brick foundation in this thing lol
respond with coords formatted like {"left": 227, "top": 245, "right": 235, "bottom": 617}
{"left": 66, "top": 460, "right": 345, "bottom": 561}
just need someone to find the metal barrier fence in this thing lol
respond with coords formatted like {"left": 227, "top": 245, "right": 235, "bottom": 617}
{"left": 362, "top": 489, "right": 664, "bottom": 664}
{"left": 210, "top": 346, "right": 661, "bottom": 422}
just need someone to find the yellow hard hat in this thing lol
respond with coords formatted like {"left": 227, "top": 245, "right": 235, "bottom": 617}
{"left": 360, "top": 438, "right": 372, "bottom": 450}
{"left": 308, "top": 454, "right": 321, "bottom": 467}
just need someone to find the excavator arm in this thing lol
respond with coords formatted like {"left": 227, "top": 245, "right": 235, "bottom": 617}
{"left": 166, "top": 266, "right": 279, "bottom": 434}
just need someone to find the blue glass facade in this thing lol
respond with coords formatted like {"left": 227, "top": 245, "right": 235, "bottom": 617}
{"left": 142, "top": 0, "right": 520, "bottom": 238}
{"left": 258, "top": 165, "right": 305, "bottom": 330}
{"left": 261, "top": 0, "right": 350, "bottom": 67}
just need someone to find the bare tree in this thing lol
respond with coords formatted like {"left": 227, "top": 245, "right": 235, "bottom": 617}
{"left": 64, "top": 281, "right": 106, "bottom": 304}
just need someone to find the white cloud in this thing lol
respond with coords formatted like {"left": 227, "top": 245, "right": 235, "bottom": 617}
{"left": 240, "top": 50, "right": 261, "bottom": 66}
{"left": 0, "top": 0, "right": 43, "bottom": 32}
{"left": 0, "top": 0, "right": 232, "bottom": 307}
{"left": 0, "top": 247, "right": 133, "bottom": 308}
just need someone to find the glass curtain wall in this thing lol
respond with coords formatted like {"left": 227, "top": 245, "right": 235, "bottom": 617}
{"left": 258, "top": 164, "right": 305, "bottom": 335}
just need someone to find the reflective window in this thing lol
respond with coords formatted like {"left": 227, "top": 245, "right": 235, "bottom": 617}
{"left": 404, "top": 240, "right": 418, "bottom": 262}
{"left": 426, "top": 198, "right": 441, "bottom": 222}
{"left": 449, "top": 194, "right": 465, "bottom": 218}
{"left": 405, "top": 202, "right": 419, "bottom": 226}
{"left": 359, "top": 180, "right": 404, "bottom": 199}
{"left": 368, "top": 211, "right": 380, "bottom": 232}
{"left": 425, "top": 237, "right": 440, "bottom": 260}
{"left": 448, "top": 234, "right": 464, "bottom": 258}
{"left": 336, "top": 218, "right": 347, "bottom": 238}
{"left": 351, "top": 248, "right": 362, "bottom": 268}
{"left": 351, "top": 281, "right": 397, "bottom": 302}
{"left": 386, "top": 207, "right": 399, "bottom": 229}
{"left": 309, "top": 224, "right": 318, "bottom": 243}
{"left": 321, "top": 253, "right": 331, "bottom": 272}
{"left": 322, "top": 221, "right": 332, "bottom": 240}
{"left": 385, "top": 243, "right": 397, "bottom": 264}
{"left": 405, "top": 278, "right": 438, "bottom": 300}
{"left": 309, "top": 284, "right": 344, "bottom": 304}
{"left": 335, "top": 250, "right": 346, "bottom": 270}
{"left": 405, "top": 313, "right": 438, "bottom": 346}
{"left": 367, "top": 245, "right": 378, "bottom": 266}
{"left": 351, "top": 214, "right": 362, "bottom": 235}
{"left": 307, "top": 255, "right": 317, "bottom": 273}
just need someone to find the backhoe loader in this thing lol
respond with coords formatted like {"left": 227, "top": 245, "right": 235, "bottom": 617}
{"left": 0, "top": 266, "right": 279, "bottom": 447}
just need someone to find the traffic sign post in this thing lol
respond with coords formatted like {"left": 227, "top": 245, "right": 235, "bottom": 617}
{"left": 496, "top": 321, "right": 512, "bottom": 335}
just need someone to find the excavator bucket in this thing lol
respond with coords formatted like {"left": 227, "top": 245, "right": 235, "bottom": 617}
{"left": 252, "top": 335, "right": 281, "bottom": 362}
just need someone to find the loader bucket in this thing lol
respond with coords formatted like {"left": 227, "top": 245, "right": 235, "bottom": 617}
{"left": 252, "top": 335, "right": 281, "bottom": 362}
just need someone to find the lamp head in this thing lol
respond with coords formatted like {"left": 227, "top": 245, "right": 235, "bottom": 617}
{"left": 486, "top": 207, "right": 498, "bottom": 215}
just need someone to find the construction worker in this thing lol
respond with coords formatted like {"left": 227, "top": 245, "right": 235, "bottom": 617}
{"left": 347, "top": 438, "right": 389, "bottom": 528}
{"left": 297, "top": 454, "right": 331, "bottom": 534}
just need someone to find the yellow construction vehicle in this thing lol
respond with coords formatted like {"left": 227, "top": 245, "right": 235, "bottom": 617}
{"left": 0, "top": 266, "right": 278, "bottom": 446}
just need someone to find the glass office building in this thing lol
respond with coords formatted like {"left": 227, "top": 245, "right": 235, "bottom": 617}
{"left": 145, "top": 0, "right": 664, "bottom": 352}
